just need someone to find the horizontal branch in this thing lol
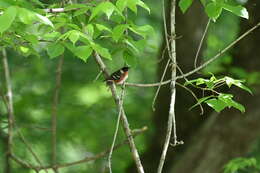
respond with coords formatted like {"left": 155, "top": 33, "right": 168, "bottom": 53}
{"left": 11, "top": 126, "right": 147, "bottom": 170}
{"left": 125, "top": 22, "right": 260, "bottom": 88}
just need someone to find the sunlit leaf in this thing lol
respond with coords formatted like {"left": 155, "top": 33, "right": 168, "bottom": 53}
{"left": 89, "top": 2, "right": 116, "bottom": 20}
{"left": 112, "top": 24, "right": 128, "bottom": 42}
{"left": 224, "top": 77, "right": 252, "bottom": 94}
{"left": 74, "top": 46, "right": 93, "bottom": 62}
{"left": 68, "top": 30, "right": 80, "bottom": 45}
{"left": 205, "top": 98, "right": 227, "bottom": 112}
{"left": 205, "top": 2, "right": 222, "bottom": 21}
{"left": 92, "top": 44, "right": 111, "bottom": 60}
{"left": 179, "top": 0, "right": 193, "bottom": 13}
{"left": 0, "top": 6, "right": 17, "bottom": 33}
{"left": 222, "top": 4, "right": 248, "bottom": 19}
{"left": 35, "top": 13, "right": 54, "bottom": 27}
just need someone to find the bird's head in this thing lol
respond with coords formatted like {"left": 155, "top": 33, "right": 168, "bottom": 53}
{"left": 122, "top": 66, "right": 130, "bottom": 72}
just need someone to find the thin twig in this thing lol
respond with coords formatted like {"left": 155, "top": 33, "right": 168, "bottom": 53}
{"left": 93, "top": 52, "right": 145, "bottom": 173}
{"left": 152, "top": 59, "right": 170, "bottom": 111}
{"left": 51, "top": 57, "right": 64, "bottom": 173}
{"left": 10, "top": 127, "right": 147, "bottom": 170}
{"left": 124, "top": 22, "right": 260, "bottom": 88}
{"left": 14, "top": 125, "right": 48, "bottom": 173}
{"left": 2, "top": 48, "right": 14, "bottom": 171}
{"left": 151, "top": 0, "right": 173, "bottom": 111}
{"left": 2, "top": 49, "right": 48, "bottom": 173}
{"left": 157, "top": 0, "right": 178, "bottom": 172}
{"left": 108, "top": 84, "right": 126, "bottom": 173}
{"left": 194, "top": 19, "right": 211, "bottom": 69}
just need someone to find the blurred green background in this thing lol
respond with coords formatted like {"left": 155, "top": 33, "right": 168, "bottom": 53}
{"left": 0, "top": 0, "right": 260, "bottom": 173}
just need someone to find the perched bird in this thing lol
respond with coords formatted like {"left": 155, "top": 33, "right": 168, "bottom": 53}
{"left": 105, "top": 67, "right": 130, "bottom": 84}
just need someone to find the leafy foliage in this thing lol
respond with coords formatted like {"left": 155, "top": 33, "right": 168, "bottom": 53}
{"left": 224, "top": 157, "right": 260, "bottom": 173}
{"left": 178, "top": 0, "right": 248, "bottom": 21}
{"left": 186, "top": 75, "right": 251, "bottom": 113}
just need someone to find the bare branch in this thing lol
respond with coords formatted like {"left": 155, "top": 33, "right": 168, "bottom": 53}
{"left": 152, "top": 59, "right": 170, "bottom": 111}
{"left": 10, "top": 127, "right": 147, "bottom": 170}
{"left": 158, "top": 0, "right": 179, "bottom": 172}
{"left": 2, "top": 48, "right": 14, "bottom": 156}
{"left": 2, "top": 48, "right": 14, "bottom": 173}
{"left": 125, "top": 22, "right": 260, "bottom": 88}
{"left": 51, "top": 57, "right": 64, "bottom": 173}
{"left": 194, "top": 19, "right": 211, "bottom": 69}
{"left": 108, "top": 84, "right": 126, "bottom": 173}
{"left": 93, "top": 52, "right": 145, "bottom": 173}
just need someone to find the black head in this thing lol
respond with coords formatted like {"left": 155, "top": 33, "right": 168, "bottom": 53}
{"left": 122, "top": 66, "right": 130, "bottom": 72}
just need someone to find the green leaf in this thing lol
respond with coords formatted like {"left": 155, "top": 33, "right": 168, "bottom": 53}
{"left": 136, "top": 0, "right": 150, "bottom": 13}
{"left": 89, "top": 2, "right": 116, "bottom": 21}
{"left": 74, "top": 46, "right": 93, "bottom": 62}
{"left": 124, "top": 39, "right": 140, "bottom": 54}
{"left": 179, "top": 0, "right": 193, "bottom": 13}
{"left": 95, "top": 24, "right": 112, "bottom": 32}
{"left": 35, "top": 13, "right": 54, "bottom": 27}
{"left": 184, "top": 78, "right": 207, "bottom": 86}
{"left": 85, "top": 24, "right": 94, "bottom": 37}
{"left": 73, "top": 7, "right": 90, "bottom": 17}
{"left": 47, "top": 43, "right": 64, "bottom": 58}
{"left": 123, "top": 51, "right": 137, "bottom": 67}
{"left": 116, "top": 0, "right": 150, "bottom": 13}
{"left": 68, "top": 30, "right": 80, "bottom": 45}
{"left": 129, "top": 24, "right": 154, "bottom": 38}
{"left": 224, "top": 77, "right": 252, "bottom": 94}
{"left": 65, "top": 3, "right": 88, "bottom": 10}
{"left": 18, "top": 8, "right": 36, "bottom": 24}
{"left": 116, "top": 0, "right": 128, "bottom": 12}
{"left": 24, "top": 34, "right": 38, "bottom": 45}
{"left": 205, "top": 98, "right": 227, "bottom": 112}
{"left": 189, "top": 96, "right": 213, "bottom": 110}
{"left": 0, "top": 6, "right": 17, "bottom": 33}
{"left": 205, "top": 2, "right": 222, "bottom": 21}
{"left": 222, "top": 4, "right": 248, "bottom": 19}
{"left": 92, "top": 44, "right": 111, "bottom": 60}
{"left": 112, "top": 24, "right": 128, "bottom": 42}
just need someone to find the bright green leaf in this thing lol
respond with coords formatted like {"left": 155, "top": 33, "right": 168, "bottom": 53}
{"left": 205, "top": 2, "right": 222, "bottom": 21}
{"left": 68, "top": 30, "right": 80, "bottom": 45}
{"left": 224, "top": 77, "right": 252, "bottom": 94}
{"left": 0, "top": 6, "right": 17, "bottom": 33}
{"left": 219, "top": 94, "right": 245, "bottom": 113}
{"left": 112, "top": 24, "right": 128, "bottom": 42}
{"left": 116, "top": 0, "right": 128, "bottom": 12}
{"left": 205, "top": 98, "right": 227, "bottom": 112}
{"left": 47, "top": 43, "right": 64, "bottom": 58}
{"left": 35, "top": 13, "right": 54, "bottom": 27}
{"left": 222, "top": 4, "right": 249, "bottom": 19}
{"left": 74, "top": 46, "right": 93, "bottom": 62}
{"left": 95, "top": 24, "right": 112, "bottom": 32}
{"left": 129, "top": 24, "right": 154, "bottom": 38}
{"left": 85, "top": 24, "right": 94, "bottom": 37}
{"left": 136, "top": 0, "right": 150, "bottom": 13}
{"left": 19, "top": 46, "right": 29, "bottom": 53}
{"left": 65, "top": 3, "right": 88, "bottom": 10}
{"left": 92, "top": 44, "right": 111, "bottom": 60}
{"left": 89, "top": 2, "right": 115, "bottom": 21}
{"left": 179, "top": 0, "right": 193, "bottom": 13}
{"left": 18, "top": 8, "right": 36, "bottom": 24}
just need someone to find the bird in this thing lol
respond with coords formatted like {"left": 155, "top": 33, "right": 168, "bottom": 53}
{"left": 105, "top": 66, "right": 130, "bottom": 85}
